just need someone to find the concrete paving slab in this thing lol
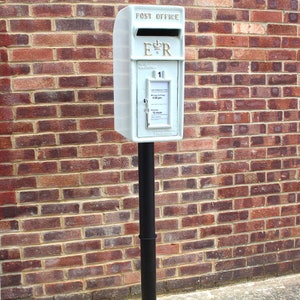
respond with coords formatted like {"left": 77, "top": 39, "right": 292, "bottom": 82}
{"left": 158, "top": 274, "right": 300, "bottom": 300}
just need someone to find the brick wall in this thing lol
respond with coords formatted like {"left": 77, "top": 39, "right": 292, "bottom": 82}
{"left": 1, "top": 0, "right": 300, "bottom": 299}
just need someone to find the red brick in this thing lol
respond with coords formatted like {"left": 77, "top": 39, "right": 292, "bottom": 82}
{"left": 234, "top": 220, "right": 264, "bottom": 233}
{"left": 106, "top": 261, "right": 132, "bottom": 275}
{"left": 56, "top": 19, "right": 94, "bottom": 31}
{"left": 218, "top": 211, "right": 248, "bottom": 223}
{"left": 19, "top": 189, "right": 59, "bottom": 204}
{"left": 180, "top": 139, "right": 214, "bottom": 151}
{"left": 250, "top": 36, "right": 280, "bottom": 48}
{"left": 180, "top": 263, "right": 212, "bottom": 276}
{"left": 45, "top": 281, "right": 83, "bottom": 295}
{"left": 33, "top": 34, "right": 74, "bottom": 47}
{"left": 0, "top": 49, "right": 8, "bottom": 62}
{"left": 18, "top": 162, "right": 57, "bottom": 175}
{"left": 0, "top": 78, "right": 11, "bottom": 91}
{"left": 198, "top": 0, "right": 232, "bottom": 6}
{"left": 38, "top": 120, "right": 76, "bottom": 132}
{"left": 13, "top": 77, "right": 55, "bottom": 91}
{"left": 79, "top": 61, "right": 113, "bottom": 73}
{"left": 10, "top": 20, "right": 51, "bottom": 32}
{"left": 218, "top": 234, "right": 248, "bottom": 247}
{"left": 61, "top": 159, "right": 99, "bottom": 173}
{"left": 251, "top": 184, "right": 281, "bottom": 196}
{"left": 198, "top": 22, "right": 232, "bottom": 33}
{"left": 86, "top": 275, "right": 122, "bottom": 290}
{"left": 16, "top": 106, "right": 57, "bottom": 119}
{"left": 1, "top": 233, "right": 40, "bottom": 246}
{"left": 35, "top": 91, "right": 74, "bottom": 103}
{"left": 59, "top": 76, "right": 98, "bottom": 88}
{"left": 59, "top": 132, "right": 98, "bottom": 145}
{"left": 22, "top": 217, "right": 60, "bottom": 231}
{"left": 11, "top": 49, "right": 53, "bottom": 62}
{"left": 45, "top": 255, "right": 82, "bottom": 269}
{"left": 57, "top": 48, "right": 96, "bottom": 60}
{"left": 217, "top": 137, "right": 250, "bottom": 149}
{"left": 268, "top": 0, "right": 298, "bottom": 10}
{"left": 163, "top": 178, "right": 197, "bottom": 191}
{"left": 65, "top": 241, "right": 101, "bottom": 254}
{"left": 0, "top": 5, "right": 29, "bottom": 18}
{"left": 23, "top": 245, "right": 61, "bottom": 258}
{"left": 77, "top": 5, "right": 114, "bottom": 17}
{"left": 266, "top": 217, "right": 295, "bottom": 229}
{"left": 0, "top": 192, "right": 16, "bottom": 205}
{"left": 33, "top": 62, "right": 74, "bottom": 75}
{"left": 85, "top": 225, "right": 121, "bottom": 238}
{"left": 63, "top": 187, "right": 100, "bottom": 200}
{"left": 268, "top": 50, "right": 297, "bottom": 60}
{"left": 0, "top": 177, "right": 36, "bottom": 191}
{"left": 39, "top": 174, "right": 80, "bottom": 188}
{"left": 41, "top": 203, "right": 79, "bottom": 215}
{"left": 268, "top": 74, "right": 297, "bottom": 85}
{"left": 25, "top": 270, "right": 63, "bottom": 284}
{"left": 217, "top": 61, "right": 249, "bottom": 73}
{"left": 155, "top": 219, "right": 178, "bottom": 232}
{"left": 216, "top": 35, "right": 248, "bottom": 47}
{"left": 104, "top": 185, "right": 131, "bottom": 196}
{"left": 216, "top": 258, "right": 246, "bottom": 271}
{"left": 1, "top": 287, "right": 33, "bottom": 300}
{"left": 32, "top": 4, "right": 72, "bottom": 17}
{"left": 86, "top": 250, "right": 122, "bottom": 264}
{"left": 67, "top": 266, "right": 103, "bottom": 279}
{"left": 80, "top": 144, "right": 118, "bottom": 157}
{"left": 65, "top": 215, "right": 102, "bottom": 228}
{"left": 0, "top": 122, "right": 33, "bottom": 134}
{"left": 186, "top": 35, "right": 213, "bottom": 47}
{"left": 217, "top": 9, "right": 249, "bottom": 21}
{"left": 0, "top": 64, "right": 30, "bottom": 76}
{"left": 234, "top": 49, "right": 266, "bottom": 60}
{"left": 78, "top": 90, "right": 114, "bottom": 102}
{"left": 61, "top": 104, "right": 99, "bottom": 117}
{"left": 234, "top": 0, "right": 266, "bottom": 9}
{"left": 201, "top": 225, "right": 232, "bottom": 238}
{"left": 43, "top": 229, "right": 81, "bottom": 242}
{"left": 1, "top": 274, "right": 21, "bottom": 288}
{"left": 82, "top": 171, "right": 120, "bottom": 185}
{"left": 37, "top": 147, "right": 77, "bottom": 160}
{"left": 199, "top": 48, "right": 232, "bottom": 59}
{"left": 0, "top": 34, "right": 28, "bottom": 47}
{"left": 251, "top": 62, "right": 282, "bottom": 73}
{"left": 218, "top": 186, "right": 248, "bottom": 199}
{"left": 1, "top": 205, "right": 38, "bottom": 219}
{"left": 182, "top": 214, "right": 215, "bottom": 227}
{"left": 77, "top": 33, "right": 112, "bottom": 46}
{"left": 251, "top": 11, "right": 282, "bottom": 22}
{"left": 282, "top": 181, "right": 300, "bottom": 192}
{"left": 164, "top": 229, "right": 197, "bottom": 243}
{"left": 0, "top": 149, "right": 34, "bottom": 163}
{"left": 268, "top": 98, "right": 297, "bottom": 110}
{"left": 15, "top": 134, "right": 56, "bottom": 148}
{"left": 251, "top": 159, "right": 281, "bottom": 171}
{"left": 2, "top": 260, "right": 41, "bottom": 273}
{"left": 218, "top": 87, "right": 249, "bottom": 98}
{"left": 251, "top": 207, "right": 280, "bottom": 219}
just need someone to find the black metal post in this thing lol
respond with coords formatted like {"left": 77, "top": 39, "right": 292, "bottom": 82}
{"left": 138, "top": 142, "right": 156, "bottom": 300}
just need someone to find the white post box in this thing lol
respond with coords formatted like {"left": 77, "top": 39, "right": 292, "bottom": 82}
{"left": 113, "top": 5, "right": 185, "bottom": 142}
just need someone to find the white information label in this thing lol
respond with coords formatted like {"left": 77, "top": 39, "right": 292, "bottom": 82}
{"left": 147, "top": 80, "right": 171, "bottom": 128}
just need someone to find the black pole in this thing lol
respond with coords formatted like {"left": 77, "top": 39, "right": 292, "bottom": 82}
{"left": 138, "top": 142, "right": 156, "bottom": 300}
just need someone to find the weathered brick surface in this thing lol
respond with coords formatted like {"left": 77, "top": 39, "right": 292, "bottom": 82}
{"left": 1, "top": 0, "right": 300, "bottom": 299}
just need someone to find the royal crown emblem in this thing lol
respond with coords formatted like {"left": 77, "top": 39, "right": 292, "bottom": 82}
{"left": 153, "top": 40, "right": 163, "bottom": 51}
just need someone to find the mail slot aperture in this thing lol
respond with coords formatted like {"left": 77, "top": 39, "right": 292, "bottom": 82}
{"left": 136, "top": 28, "right": 181, "bottom": 37}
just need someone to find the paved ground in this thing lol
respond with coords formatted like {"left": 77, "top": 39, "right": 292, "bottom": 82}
{"left": 158, "top": 273, "right": 300, "bottom": 299}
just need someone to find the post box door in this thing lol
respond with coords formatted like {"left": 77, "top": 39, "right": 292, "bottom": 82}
{"left": 137, "top": 60, "right": 179, "bottom": 139}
